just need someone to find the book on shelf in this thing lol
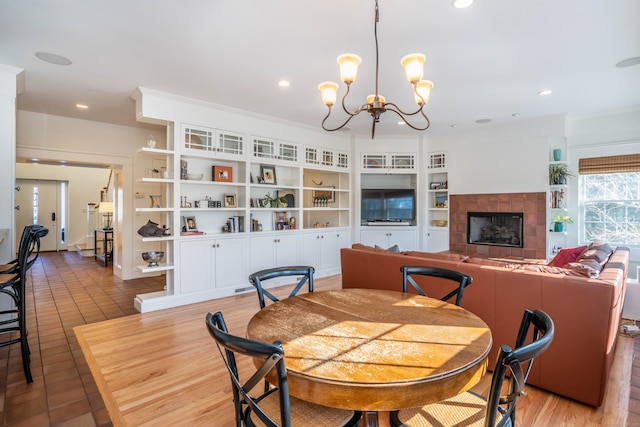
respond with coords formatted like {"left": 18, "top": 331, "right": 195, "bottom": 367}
{"left": 181, "top": 231, "right": 206, "bottom": 236}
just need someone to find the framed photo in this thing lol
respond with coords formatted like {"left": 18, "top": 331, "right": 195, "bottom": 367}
{"left": 430, "top": 182, "right": 442, "bottom": 190}
{"left": 434, "top": 192, "right": 448, "bottom": 208}
{"left": 224, "top": 193, "right": 237, "bottom": 208}
{"left": 213, "top": 165, "right": 233, "bottom": 182}
{"left": 275, "top": 211, "right": 288, "bottom": 223}
{"left": 277, "top": 190, "right": 295, "bottom": 208}
{"left": 260, "top": 165, "right": 277, "bottom": 185}
{"left": 183, "top": 216, "right": 198, "bottom": 232}
{"left": 313, "top": 186, "right": 335, "bottom": 203}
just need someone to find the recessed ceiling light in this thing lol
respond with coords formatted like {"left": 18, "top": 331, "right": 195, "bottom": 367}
{"left": 475, "top": 119, "right": 492, "bottom": 124}
{"left": 452, "top": 0, "right": 473, "bottom": 8}
{"left": 512, "top": 113, "right": 520, "bottom": 117}
{"left": 615, "top": 57, "right": 640, "bottom": 68}
{"left": 76, "top": 104, "right": 89, "bottom": 109}
{"left": 450, "top": 124, "right": 457, "bottom": 128}
{"left": 35, "top": 52, "right": 72, "bottom": 65}
{"left": 538, "top": 89, "right": 553, "bottom": 96}
{"left": 278, "top": 80, "right": 290, "bottom": 87}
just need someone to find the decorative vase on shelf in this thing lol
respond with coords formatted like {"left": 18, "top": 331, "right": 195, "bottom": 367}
{"left": 150, "top": 195, "right": 162, "bottom": 208}
{"left": 553, "top": 149, "right": 562, "bottom": 161}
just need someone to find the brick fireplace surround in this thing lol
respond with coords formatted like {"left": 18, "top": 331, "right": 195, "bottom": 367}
{"left": 449, "top": 192, "right": 547, "bottom": 260}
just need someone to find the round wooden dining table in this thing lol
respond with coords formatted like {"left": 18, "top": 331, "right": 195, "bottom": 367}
{"left": 246, "top": 288, "right": 492, "bottom": 427}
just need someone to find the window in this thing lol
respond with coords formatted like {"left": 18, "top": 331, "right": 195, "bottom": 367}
{"left": 579, "top": 154, "right": 640, "bottom": 245}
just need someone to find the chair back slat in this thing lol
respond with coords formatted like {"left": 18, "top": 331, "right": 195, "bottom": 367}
{"left": 401, "top": 265, "right": 473, "bottom": 306}
{"left": 249, "top": 266, "right": 315, "bottom": 309}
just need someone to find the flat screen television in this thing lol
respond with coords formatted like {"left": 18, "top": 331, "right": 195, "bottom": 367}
{"left": 361, "top": 188, "right": 416, "bottom": 222}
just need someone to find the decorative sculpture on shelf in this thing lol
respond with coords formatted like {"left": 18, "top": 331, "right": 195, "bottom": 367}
{"left": 137, "top": 220, "right": 171, "bottom": 237}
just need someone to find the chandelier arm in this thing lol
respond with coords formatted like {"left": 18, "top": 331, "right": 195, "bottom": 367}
{"left": 339, "top": 83, "right": 367, "bottom": 117}
{"left": 383, "top": 102, "right": 425, "bottom": 117}
{"left": 371, "top": 116, "right": 377, "bottom": 139}
{"left": 321, "top": 103, "right": 370, "bottom": 132}
{"left": 385, "top": 105, "right": 431, "bottom": 131}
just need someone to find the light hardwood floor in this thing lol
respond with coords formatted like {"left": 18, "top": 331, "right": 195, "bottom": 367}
{"left": 0, "top": 252, "right": 635, "bottom": 426}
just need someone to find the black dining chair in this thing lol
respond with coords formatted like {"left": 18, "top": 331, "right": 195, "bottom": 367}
{"left": 390, "top": 308, "right": 555, "bottom": 427}
{"left": 0, "top": 225, "right": 49, "bottom": 383}
{"left": 205, "top": 311, "right": 360, "bottom": 427}
{"left": 248, "top": 266, "right": 315, "bottom": 309}
{"left": 400, "top": 265, "right": 473, "bottom": 306}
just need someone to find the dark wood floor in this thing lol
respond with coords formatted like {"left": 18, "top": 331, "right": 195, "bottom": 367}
{"left": 0, "top": 251, "right": 638, "bottom": 426}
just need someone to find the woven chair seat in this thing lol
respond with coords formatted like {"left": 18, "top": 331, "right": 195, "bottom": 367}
{"left": 248, "top": 389, "right": 356, "bottom": 426}
{"left": 395, "top": 391, "right": 498, "bottom": 427}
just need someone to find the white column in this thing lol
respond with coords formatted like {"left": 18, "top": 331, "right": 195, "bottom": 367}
{"left": 0, "top": 65, "right": 24, "bottom": 263}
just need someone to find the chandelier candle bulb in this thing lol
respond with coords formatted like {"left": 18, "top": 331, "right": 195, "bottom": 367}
{"left": 318, "top": 82, "right": 339, "bottom": 107}
{"left": 415, "top": 80, "right": 434, "bottom": 105}
{"left": 337, "top": 54, "right": 362, "bottom": 84}
{"left": 401, "top": 54, "right": 426, "bottom": 83}
{"left": 367, "top": 94, "right": 386, "bottom": 106}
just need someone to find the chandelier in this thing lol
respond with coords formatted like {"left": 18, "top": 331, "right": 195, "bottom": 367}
{"left": 318, "top": 0, "right": 433, "bottom": 139}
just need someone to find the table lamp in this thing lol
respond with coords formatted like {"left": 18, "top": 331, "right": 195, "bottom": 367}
{"left": 100, "top": 202, "right": 113, "bottom": 230}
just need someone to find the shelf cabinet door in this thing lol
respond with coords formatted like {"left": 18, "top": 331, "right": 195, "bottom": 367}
{"left": 426, "top": 229, "right": 449, "bottom": 253}
{"left": 214, "top": 237, "right": 246, "bottom": 288}
{"left": 360, "top": 229, "right": 417, "bottom": 251}
{"left": 250, "top": 233, "right": 299, "bottom": 273}
{"left": 300, "top": 231, "right": 337, "bottom": 271}
{"left": 180, "top": 239, "right": 215, "bottom": 294}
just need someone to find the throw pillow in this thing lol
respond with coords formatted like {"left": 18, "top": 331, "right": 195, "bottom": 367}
{"left": 587, "top": 241, "right": 614, "bottom": 255}
{"left": 547, "top": 245, "right": 588, "bottom": 267}
{"left": 578, "top": 248, "right": 611, "bottom": 264}
{"left": 375, "top": 244, "right": 400, "bottom": 253}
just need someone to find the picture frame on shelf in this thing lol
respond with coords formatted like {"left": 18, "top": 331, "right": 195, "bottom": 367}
{"left": 224, "top": 193, "right": 237, "bottom": 208}
{"left": 183, "top": 216, "right": 198, "bottom": 232}
{"left": 277, "top": 190, "right": 295, "bottom": 208}
{"left": 430, "top": 182, "right": 442, "bottom": 190}
{"left": 275, "top": 211, "right": 289, "bottom": 230}
{"left": 313, "top": 186, "right": 335, "bottom": 203}
{"left": 434, "top": 192, "right": 448, "bottom": 208}
{"left": 260, "top": 164, "right": 277, "bottom": 184}
{"left": 213, "top": 165, "right": 233, "bottom": 182}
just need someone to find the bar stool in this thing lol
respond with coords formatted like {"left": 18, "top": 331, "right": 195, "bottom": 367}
{"left": 0, "top": 225, "right": 48, "bottom": 383}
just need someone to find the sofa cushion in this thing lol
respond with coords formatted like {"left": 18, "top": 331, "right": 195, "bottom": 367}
{"left": 463, "top": 257, "right": 513, "bottom": 267}
{"left": 548, "top": 245, "right": 588, "bottom": 267}
{"left": 404, "top": 251, "right": 469, "bottom": 262}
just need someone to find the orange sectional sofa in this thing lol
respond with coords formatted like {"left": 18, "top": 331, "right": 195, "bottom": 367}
{"left": 340, "top": 244, "right": 630, "bottom": 407}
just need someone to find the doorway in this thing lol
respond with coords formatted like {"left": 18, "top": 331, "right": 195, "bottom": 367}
{"left": 15, "top": 179, "right": 67, "bottom": 252}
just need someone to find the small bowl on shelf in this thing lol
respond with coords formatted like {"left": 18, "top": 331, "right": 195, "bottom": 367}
{"left": 142, "top": 251, "right": 164, "bottom": 267}
{"left": 431, "top": 220, "right": 448, "bottom": 227}
{"left": 186, "top": 173, "right": 203, "bottom": 181}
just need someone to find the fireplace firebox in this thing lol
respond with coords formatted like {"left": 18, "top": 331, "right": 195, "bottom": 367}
{"left": 467, "top": 212, "right": 523, "bottom": 248}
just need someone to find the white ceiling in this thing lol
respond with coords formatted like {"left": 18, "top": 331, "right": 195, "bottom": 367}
{"left": 1, "top": 0, "right": 639, "bottom": 138}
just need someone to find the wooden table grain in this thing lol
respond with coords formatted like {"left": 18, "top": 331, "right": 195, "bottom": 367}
{"left": 247, "top": 288, "right": 492, "bottom": 426}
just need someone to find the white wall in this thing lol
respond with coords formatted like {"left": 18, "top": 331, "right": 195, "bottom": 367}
{"left": 15, "top": 163, "right": 110, "bottom": 249}
{"left": 425, "top": 115, "right": 566, "bottom": 195}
